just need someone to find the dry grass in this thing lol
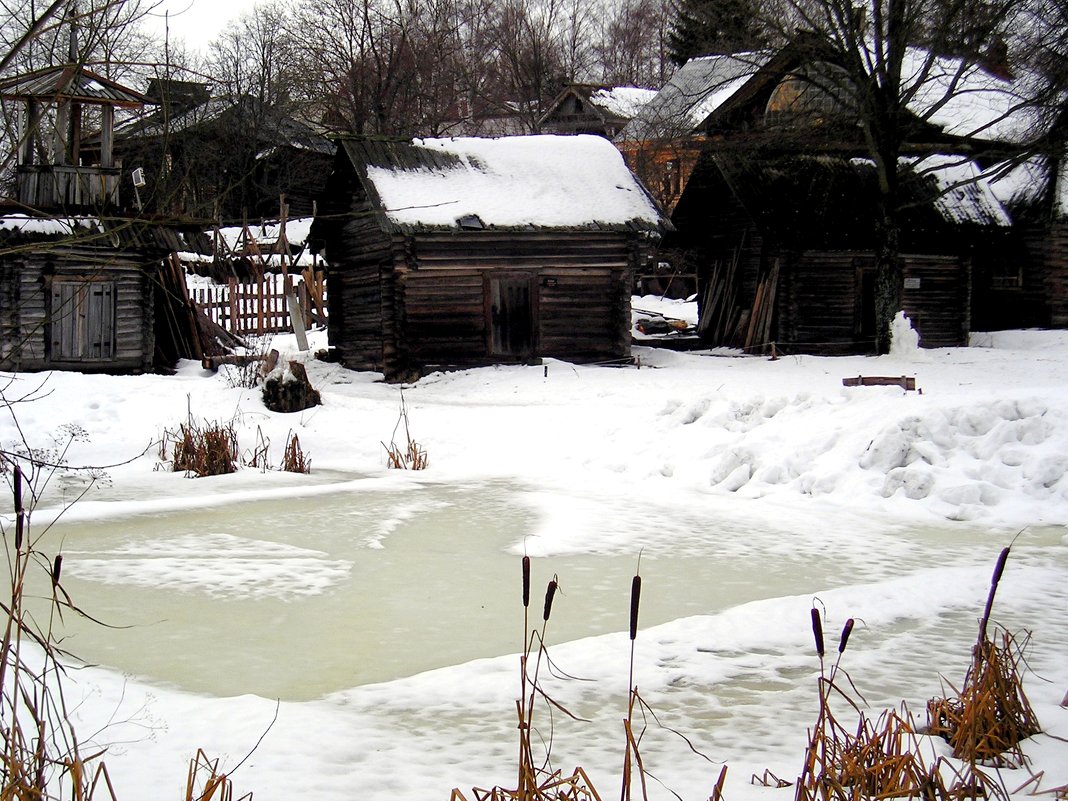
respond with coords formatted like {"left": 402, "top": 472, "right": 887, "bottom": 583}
{"left": 160, "top": 414, "right": 312, "bottom": 476}
{"left": 282, "top": 432, "right": 311, "bottom": 473}
{"left": 382, "top": 391, "right": 428, "bottom": 470}
{"left": 185, "top": 749, "right": 252, "bottom": 801}
{"left": 794, "top": 608, "right": 1005, "bottom": 801}
{"left": 163, "top": 418, "right": 239, "bottom": 477}
{"left": 926, "top": 546, "right": 1040, "bottom": 768}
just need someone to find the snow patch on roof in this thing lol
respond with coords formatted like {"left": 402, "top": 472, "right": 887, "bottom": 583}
{"left": 901, "top": 49, "right": 1039, "bottom": 144}
{"left": 0, "top": 215, "right": 99, "bottom": 236}
{"left": 365, "top": 135, "right": 664, "bottom": 229}
{"left": 905, "top": 155, "right": 1011, "bottom": 227}
{"left": 616, "top": 52, "right": 769, "bottom": 142}
{"left": 588, "top": 87, "right": 658, "bottom": 120}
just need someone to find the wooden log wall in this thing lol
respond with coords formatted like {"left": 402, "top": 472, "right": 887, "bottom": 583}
{"left": 780, "top": 250, "right": 862, "bottom": 354}
{"left": 0, "top": 260, "right": 19, "bottom": 369}
{"left": 0, "top": 247, "right": 156, "bottom": 373}
{"left": 900, "top": 253, "right": 970, "bottom": 348}
{"left": 1028, "top": 220, "right": 1068, "bottom": 328}
{"left": 387, "top": 231, "right": 636, "bottom": 376}
{"left": 779, "top": 250, "right": 969, "bottom": 354}
{"left": 324, "top": 204, "right": 391, "bottom": 372}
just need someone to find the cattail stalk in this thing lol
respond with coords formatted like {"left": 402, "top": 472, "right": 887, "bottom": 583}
{"left": 629, "top": 575, "right": 641, "bottom": 641}
{"left": 811, "top": 607, "right": 825, "bottom": 659}
{"left": 978, "top": 547, "right": 1010, "bottom": 649}
{"left": 839, "top": 618, "right": 854, "bottom": 653}
{"left": 543, "top": 578, "right": 557, "bottom": 622}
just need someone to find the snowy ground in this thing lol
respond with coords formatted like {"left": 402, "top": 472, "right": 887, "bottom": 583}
{"left": 1, "top": 301, "right": 1066, "bottom": 801}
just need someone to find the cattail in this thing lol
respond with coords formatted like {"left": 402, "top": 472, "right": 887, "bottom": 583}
{"left": 979, "top": 546, "right": 1011, "bottom": 645}
{"left": 543, "top": 579, "right": 557, "bottom": 621}
{"left": 14, "top": 464, "right": 24, "bottom": 550}
{"left": 522, "top": 556, "right": 530, "bottom": 608}
{"left": 13, "top": 464, "right": 23, "bottom": 512}
{"left": 629, "top": 575, "right": 642, "bottom": 640}
{"left": 811, "top": 607, "right": 825, "bottom": 658}
{"left": 52, "top": 554, "right": 63, "bottom": 587}
{"left": 838, "top": 618, "right": 855, "bottom": 653}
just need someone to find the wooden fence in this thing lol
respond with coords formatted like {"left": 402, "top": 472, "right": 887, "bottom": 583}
{"left": 191, "top": 274, "right": 327, "bottom": 336}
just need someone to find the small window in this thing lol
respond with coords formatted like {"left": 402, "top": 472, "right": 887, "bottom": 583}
{"left": 50, "top": 279, "right": 116, "bottom": 360}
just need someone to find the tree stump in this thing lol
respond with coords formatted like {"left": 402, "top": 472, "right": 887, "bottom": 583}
{"left": 262, "top": 360, "right": 321, "bottom": 413}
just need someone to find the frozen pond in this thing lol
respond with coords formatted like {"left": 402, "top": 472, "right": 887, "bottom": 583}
{"left": 29, "top": 479, "right": 1053, "bottom": 701}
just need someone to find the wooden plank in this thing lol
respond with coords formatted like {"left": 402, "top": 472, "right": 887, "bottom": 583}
{"left": 842, "top": 375, "right": 917, "bottom": 391}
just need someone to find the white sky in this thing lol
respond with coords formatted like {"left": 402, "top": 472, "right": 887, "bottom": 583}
{"left": 142, "top": 0, "right": 263, "bottom": 51}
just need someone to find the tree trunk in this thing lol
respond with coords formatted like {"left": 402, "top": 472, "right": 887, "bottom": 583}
{"left": 873, "top": 211, "right": 902, "bottom": 354}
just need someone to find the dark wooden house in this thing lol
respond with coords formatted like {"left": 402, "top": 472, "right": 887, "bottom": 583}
{"left": 674, "top": 152, "right": 1012, "bottom": 353}
{"left": 110, "top": 80, "right": 334, "bottom": 221}
{"left": 659, "top": 38, "right": 1032, "bottom": 353}
{"left": 539, "top": 85, "right": 656, "bottom": 139}
{"left": 311, "top": 135, "right": 669, "bottom": 381}
{"left": 0, "top": 66, "right": 210, "bottom": 373}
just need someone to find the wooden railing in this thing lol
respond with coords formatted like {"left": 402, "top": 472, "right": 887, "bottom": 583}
{"left": 191, "top": 274, "right": 327, "bottom": 336}
{"left": 17, "top": 165, "right": 121, "bottom": 208}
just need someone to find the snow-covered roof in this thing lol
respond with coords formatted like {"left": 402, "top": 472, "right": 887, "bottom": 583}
{"left": 0, "top": 215, "right": 100, "bottom": 237}
{"left": 902, "top": 49, "right": 1040, "bottom": 144}
{"left": 616, "top": 52, "right": 769, "bottom": 142}
{"left": 905, "top": 155, "right": 1012, "bottom": 227}
{"left": 347, "top": 135, "right": 667, "bottom": 232}
{"left": 588, "top": 87, "right": 658, "bottom": 120}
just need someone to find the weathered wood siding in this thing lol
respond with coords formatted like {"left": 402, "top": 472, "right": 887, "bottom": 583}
{"left": 323, "top": 204, "right": 392, "bottom": 372}
{"left": 900, "top": 253, "right": 970, "bottom": 348}
{"left": 323, "top": 225, "right": 639, "bottom": 378}
{"left": 776, "top": 250, "right": 968, "bottom": 353}
{"left": 0, "top": 248, "right": 156, "bottom": 373}
{"left": 778, "top": 250, "right": 862, "bottom": 354}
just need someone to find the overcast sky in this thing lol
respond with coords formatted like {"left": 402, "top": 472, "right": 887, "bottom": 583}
{"left": 143, "top": 0, "right": 258, "bottom": 50}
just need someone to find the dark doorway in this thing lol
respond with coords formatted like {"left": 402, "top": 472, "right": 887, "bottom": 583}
{"left": 488, "top": 275, "right": 535, "bottom": 361}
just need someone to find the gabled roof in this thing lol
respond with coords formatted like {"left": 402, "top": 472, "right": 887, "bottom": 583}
{"left": 336, "top": 135, "right": 670, "bottom": 234}
{"left": 697, "top": 152, "right": 1008, "bottom": 248}
{"left": 540, "top": 84, "right": 657, "bottom": 131}
{"left": 620, "top": 39, "right": 1042, "bottom": 149}
{"left": 616, "top": 52, "right": 771, "bottom": 142}
{"left": 0, "top": 64, "right": 149, "bottom": 107}
{"left": 114, "top": 95, "right": 334, "bottom": 155}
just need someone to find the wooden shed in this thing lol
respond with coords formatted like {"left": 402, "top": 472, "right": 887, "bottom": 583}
{"left": 0, "top": 215, "right": 207, "bottom": 372}
{"left": 0, "top": 65, "right": 213, "bottom": 374}
{"left": 674, "top": 152, "right": 1012, "bottom": 353}
{"left": 310, "top": 135, "right": 669, "bottom": 381}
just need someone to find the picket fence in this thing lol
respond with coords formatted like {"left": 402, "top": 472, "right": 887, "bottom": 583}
{"left": 191, "top": 274, "right": 327, "bottom": 336}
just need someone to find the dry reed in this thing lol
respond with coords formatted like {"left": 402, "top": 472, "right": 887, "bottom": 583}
{"left": 452, "top": 561, "right": 599, "bottom": 801}
{"left": 382, "top": 391, "right": 428, "bottom": 470}
{"left": 185, "top": 748, "right": 252, "bottom": 801}
{"left": 282, "top": 432, "right": 311, "bottom": 473}
{"left": 164, "top": 418, "right": 239, "bottom": 477}
{"left": 926, "top": 547, "right": 1040, "bottom": 768}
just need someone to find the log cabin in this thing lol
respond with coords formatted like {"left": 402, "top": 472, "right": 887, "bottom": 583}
{"left": 674, "top": 151, "right": 1012, "bottom": 353}
{"left": 656, "top": 36, "right": 1035, "bottom": 353}
{"left": 0, "top": 66, "right": 210, "bottom": 373}
{"left": 310, "top": 135, "right": 670, "bottom": 381}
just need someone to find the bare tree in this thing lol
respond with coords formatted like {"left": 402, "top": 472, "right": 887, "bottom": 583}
{"left": 745, "top": 0, "right": 1037, "bottom": 351}
{"left": 596, "top": 0, "right": 673, "bottom": 87}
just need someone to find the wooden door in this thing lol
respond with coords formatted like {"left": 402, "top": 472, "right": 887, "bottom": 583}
{"left": 50, "top": 280, "right": 115, "bottom": 360}
{"left": 488, "top": 274, "right": 535, "bottom": 361}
